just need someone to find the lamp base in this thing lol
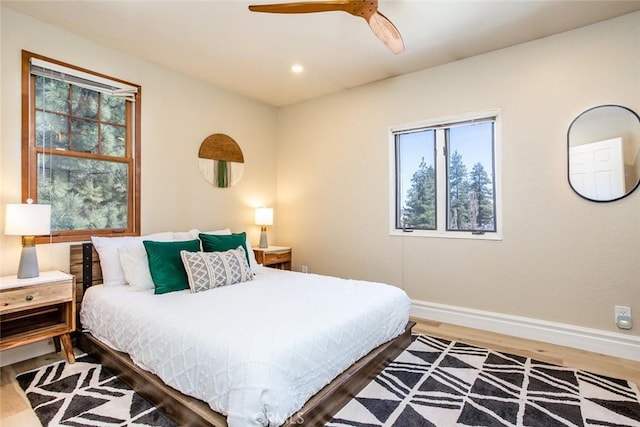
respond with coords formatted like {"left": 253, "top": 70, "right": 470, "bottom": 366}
{"left": 259, "top": 228, "right": 269, "bottom": 249}
{"left": 17, "top": 245, "right": 40, "bottom": 279}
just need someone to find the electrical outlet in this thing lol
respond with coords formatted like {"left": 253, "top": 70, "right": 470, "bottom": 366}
{"left": 614, "top": 305, "right": 632, "bottom": 330}
{"left": 615, "top": 305, "right": 630, "bottom": 319}
{"left": 301, "top": 265, "right": 309, "bottom": 274}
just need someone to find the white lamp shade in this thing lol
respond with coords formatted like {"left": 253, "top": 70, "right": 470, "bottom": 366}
{"left": 254, "top": 207, "right": 273, "bottom": 226}
{"left": 4, "top": 203, "right": 51, "bottom": 236}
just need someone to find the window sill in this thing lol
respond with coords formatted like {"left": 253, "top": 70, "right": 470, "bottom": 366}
{"left": 389, "top": 230, "right": 503, "bottom": 241}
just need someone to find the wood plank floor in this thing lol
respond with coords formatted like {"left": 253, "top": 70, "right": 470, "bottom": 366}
{"left": 1, "top": 319, "right": 638, "bottom": 427}
{"left": 1, "top": 350, "right": 77, "bottom": 427}
{"left": 411, "top": 317, "right": 640, "bottom": 386}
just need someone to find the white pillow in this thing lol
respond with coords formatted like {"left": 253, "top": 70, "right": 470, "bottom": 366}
{"left": 172, "top": 231, "right": 196, "bottom": 241}
{"left": 188, "top": 228, "right": 231, "bottom": 239}
{"left": 118, "top": 243, "right": 155, "bottom": 291}
{"left": 118, "top": 230, "right": 220, "bottom": 290}
{"left": 245, "top": 235, "right": 258, "bottom": 273}
{"left": 91, "top": 232, "right": 173, "bottom": 286}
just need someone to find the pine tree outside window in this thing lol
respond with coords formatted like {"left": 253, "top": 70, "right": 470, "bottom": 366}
{"left": 21, "top": 51, "right": 141, "bottom": 243}
{"left": 390, "top": 111, "right": 502, "bottom": 240}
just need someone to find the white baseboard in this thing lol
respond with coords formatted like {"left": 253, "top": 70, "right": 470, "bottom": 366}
{"left": 411, "top": 299, "right": 640, "bottom": 362}
{"left": 0, "top": 339, "right": 55, "bottom": 367}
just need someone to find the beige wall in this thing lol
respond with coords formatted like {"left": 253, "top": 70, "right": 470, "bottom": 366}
{"left": 1, "top": 7, "right": 638, "bottom": 339}
{"left": 276, "top": 12, "right": 640, "bottom": 335}
{"left": 0, "top": 8, "right": 279, "bottom": 276}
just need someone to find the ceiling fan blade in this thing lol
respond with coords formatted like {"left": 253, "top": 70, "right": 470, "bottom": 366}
{"left": 368, "top": 11, "right": 404, "bottom": 54}
{"left": 249, "top": 1, "right": 405, "bottom": 54}
{"left": 249, "top": 1, "right": 353, "bottom": 14}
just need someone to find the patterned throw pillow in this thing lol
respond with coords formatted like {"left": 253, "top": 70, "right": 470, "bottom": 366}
{"left": 180, "top": 247, "right": 253, "bottom": 293}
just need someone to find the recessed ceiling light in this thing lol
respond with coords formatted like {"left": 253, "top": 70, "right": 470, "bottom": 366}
{"left": 291, "top": 64, "right": 304, "bottom": 74}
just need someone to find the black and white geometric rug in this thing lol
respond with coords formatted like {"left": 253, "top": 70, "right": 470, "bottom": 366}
{"left": 16, "top": 354, "right": 176, "bottom": 427}
{"left": 16, "top": 337, "right": 640, "bottom": 427}
{"left": 327, "top": 335, "right": 640, "bottom": 427}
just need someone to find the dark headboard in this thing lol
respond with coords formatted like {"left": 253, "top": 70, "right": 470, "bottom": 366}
{"left": 70, "top": 243, "right": 102, "bottom": 311}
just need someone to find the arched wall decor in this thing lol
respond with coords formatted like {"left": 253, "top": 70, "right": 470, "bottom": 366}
{"left": 198, "top": 133, "right": 245, "bottom": 188}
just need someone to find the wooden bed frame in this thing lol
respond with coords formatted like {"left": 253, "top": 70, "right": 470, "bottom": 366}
{"left": 69, "top": 243, "right": 414, "bottom": 427}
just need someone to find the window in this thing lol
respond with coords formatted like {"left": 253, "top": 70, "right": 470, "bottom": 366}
{"left": 390, "top": 110, "right": 502, "bottom": 239}
{"left": 21, "top": 51, "right": 141, "bottom": 243}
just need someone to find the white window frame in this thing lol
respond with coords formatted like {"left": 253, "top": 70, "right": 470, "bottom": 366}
{"left": 389, "top": 109, "right": 503, "bottom": 240}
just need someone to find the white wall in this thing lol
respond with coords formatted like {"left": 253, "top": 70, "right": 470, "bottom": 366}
{"left": 276, "top": 12, "right": 640, "bottom": 336}
{"left": 1, "top": 7, "right": 638, "bottom": 364}
{"left": 0, "top": 8, "right": 279, "bottom": 277}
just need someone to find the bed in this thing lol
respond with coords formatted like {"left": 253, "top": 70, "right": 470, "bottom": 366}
{"left": 70, "top": 239, "right": 413, "bottom": 427}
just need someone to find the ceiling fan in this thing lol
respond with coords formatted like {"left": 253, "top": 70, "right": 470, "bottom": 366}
{"left": 248, "top": 0, "right": 404, "bottom": 54}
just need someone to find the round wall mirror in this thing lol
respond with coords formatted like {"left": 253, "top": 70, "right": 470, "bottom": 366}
{"left": 567, "top": 105, "right": 640, "bottom": 202}
{"left": 198, "top": 133, "right": 244, "bottom": 188}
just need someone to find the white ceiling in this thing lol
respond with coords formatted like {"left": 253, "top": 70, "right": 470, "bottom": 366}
{"left": 4, "top": 1, "right": 640, "bottom": 107}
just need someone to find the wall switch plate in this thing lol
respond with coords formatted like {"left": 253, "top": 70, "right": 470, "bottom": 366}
{"left": 615, "top": 305, "right": 632, "bottom": 330}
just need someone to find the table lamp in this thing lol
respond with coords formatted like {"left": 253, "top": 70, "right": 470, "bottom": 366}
{"left": 4, "top": 201, "right": 51, "bottom": 279}
{"left": 255, "top": 207, "right": 273, "bottom": 249}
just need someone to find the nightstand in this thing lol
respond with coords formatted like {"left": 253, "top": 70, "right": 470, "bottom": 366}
{"left": 0, "top": 271, "right": 76, "bottom": 363}
{"left": 253, "top": 246, "right": 292, "bottom": 270}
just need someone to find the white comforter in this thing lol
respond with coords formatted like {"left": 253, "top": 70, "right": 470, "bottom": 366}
{"left": 80, "top": 266, "right": 410, "bottom": 427}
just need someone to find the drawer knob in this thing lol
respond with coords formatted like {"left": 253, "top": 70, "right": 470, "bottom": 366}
{"left": 25, "top": 294, "right": 34, "bottom": 302}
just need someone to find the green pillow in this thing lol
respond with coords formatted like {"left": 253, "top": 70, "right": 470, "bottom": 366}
{"left": 199, "top": 232, "right": 251, "bottom": 265}
{"left": 143, "top": 239, "right": 201, "bottom": 294}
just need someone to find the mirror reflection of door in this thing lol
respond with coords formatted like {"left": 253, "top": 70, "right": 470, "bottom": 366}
{"left": 569, "top": 137, "right": 625, "bottom": 200}
{"left": 568, "top": 105, "right": 640, "bottom": 202}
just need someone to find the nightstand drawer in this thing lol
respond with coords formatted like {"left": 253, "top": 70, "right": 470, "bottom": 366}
{"left": 0, "top": 281, "right": 73, "bottom": 314}
{"left": 263, "top": 251, "right": 292, "bottom": 264}
{"left": 253, "top": 246, "right": 292, "bottom": 270}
